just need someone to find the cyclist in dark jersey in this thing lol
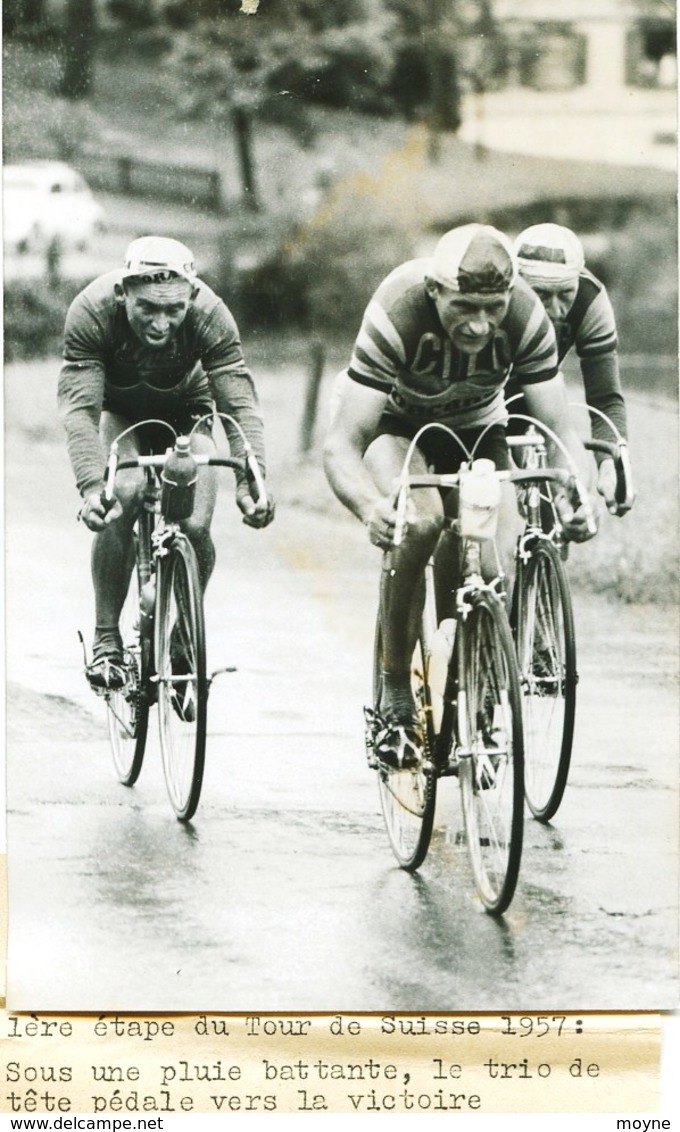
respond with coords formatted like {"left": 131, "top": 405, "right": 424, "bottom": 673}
{"left": 324, "top": 223, "right": 597, "bottom": 768}
{"left": 58, "top": 235, "right": 274, "bottom": 690}
{"left": 510, "top": 222, "right": 633, "bottom": 516}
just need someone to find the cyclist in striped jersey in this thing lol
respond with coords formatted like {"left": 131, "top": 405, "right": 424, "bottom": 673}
{"left": 510, "top": 222, "right": 632, "bottom": 516}
{"left": 324, "top": 223, "right": 597, "bottom": 768}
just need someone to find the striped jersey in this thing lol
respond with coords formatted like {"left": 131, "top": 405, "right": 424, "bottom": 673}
{"left": 553, "top": 268, "right": 618, "bottom": 362}
{"left": 347, "top": 259, "right": 559, "bottom": 430}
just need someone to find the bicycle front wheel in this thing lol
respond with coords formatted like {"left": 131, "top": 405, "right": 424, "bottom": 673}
{"left": 156, "top": 535, "right": 207, "bottom": 822}
{"left": 374, "top": 624, "right": 437, "bottom": 871}
{"left": 514, "top": 538, "right": 576, "bottom": 822}
{"left": 107, "top": 559, "right": 150, "bottom": 786}
{"left": 457, "top": 591, "right": 524, "bottom": 915}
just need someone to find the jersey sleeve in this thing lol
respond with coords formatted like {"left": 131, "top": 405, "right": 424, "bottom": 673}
{"left": 574, "top": 285, "right": 618, "bottom": 358}
{"left": 346, "top": 297, "right": 406, "bottom": 393}
{"left": 197, "top": 298, "right": 266, "bottom": 478}
{"left": 573, "top": 282, "right": 626, "bottom": 445}
{"left": 196, "top": 297, "right": 250, "bottom": 377}
{"left": 580, "top": 353, "right": 628, "bottom": 445}
{"left": 57, "top": 292, "right": 108, "bottom": 495}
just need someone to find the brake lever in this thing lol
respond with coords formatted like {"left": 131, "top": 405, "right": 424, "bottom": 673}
{"left": 245, "top": 451, "right": 267, "bottom": 508}
{"left": 569, "top": 475, "right": 598, "bottom": 537}
{"left": 392, "top": 483, "right": 408, "bottom": 548}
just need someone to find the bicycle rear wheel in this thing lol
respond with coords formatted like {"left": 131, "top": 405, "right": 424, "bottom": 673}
{"left": 107, "top": 557, "right": 150, "bottom": 786}
{"left": 457, "top": 590, "right": 524, "bottom": 915}
{"left": 373, "top": 623, "right": 437, "bottom": 871}
{"left": 514, "top": 538, "right": 576, "bottom": 822}
{"left": 156, "top": 535, "right": 207, "bottom": 822}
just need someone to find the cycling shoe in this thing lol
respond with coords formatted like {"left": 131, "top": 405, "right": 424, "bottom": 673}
{"left": 374, "top": 711, "right": 424, "bottom": 771}
{"left": 168, "top": 635, "right": 196, "bottom": 723}
{"left": 86, "top": 653, "right": 127, "bottom": 691}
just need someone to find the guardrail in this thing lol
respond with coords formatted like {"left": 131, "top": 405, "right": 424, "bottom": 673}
{"left": 79, "top": 153, "right": 223, "bottom": 213}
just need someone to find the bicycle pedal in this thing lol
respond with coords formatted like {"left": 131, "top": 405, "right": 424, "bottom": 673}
{"left": 209, "top": 666, "right": 238, "bottom": 682}
{"left": 363, "top": 705, "right": 379, "bottom": 749}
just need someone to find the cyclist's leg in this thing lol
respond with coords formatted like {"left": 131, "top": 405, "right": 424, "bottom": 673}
{"left": 180, "top": 429, "right": 218, "bottom": 592}
{"left": 88, "top": 412, "right": 145, "bottom": 685}
{"left": 492, "top": 481, "right": 522, "bottom": 591}
{"left": 364, "top": 432, "right": 443, "bottom": 724}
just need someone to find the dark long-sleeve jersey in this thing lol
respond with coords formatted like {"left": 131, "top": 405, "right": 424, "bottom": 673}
{"left": 57, "top": 269, "right": 265, "bottom": 496}
{"left": 507, "top": 268, "right": 627, "bottom": 447}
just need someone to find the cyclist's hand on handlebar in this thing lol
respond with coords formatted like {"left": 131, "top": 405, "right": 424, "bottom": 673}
{"left": 78, "top": 490, "right": 122, "bottom": 532}
{"left": 554, "top": 484, "right": 599, "bottom": 544}
{"left": 365, "top": 493, "right": 416, "bottom": 551}
{"left": 597, "top": 456, "right": 633, "bottom": 517}
{"left": 596, "top": 457, "right": 619, "bottom": 515}
{"left": 236, "top": 484, "right": 276, "bottom": 529}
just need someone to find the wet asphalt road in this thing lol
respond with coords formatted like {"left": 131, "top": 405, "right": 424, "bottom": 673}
{"left": 5, "top": 437, "right": 679, "bottom": 1013}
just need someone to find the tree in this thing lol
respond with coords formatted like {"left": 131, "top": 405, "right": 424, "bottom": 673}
{"left": 385, "top": 0, "right": 506, "bottom": 146}
{"left": 61, "top": 0, "right": 96, "bottom": 99}
{"left": 109, "top": 0, "right": 398, "bottom": 210}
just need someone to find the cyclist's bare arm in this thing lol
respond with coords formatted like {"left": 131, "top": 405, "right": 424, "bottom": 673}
{"left": 323, "top": 372, "right": 392, "bottom": 532}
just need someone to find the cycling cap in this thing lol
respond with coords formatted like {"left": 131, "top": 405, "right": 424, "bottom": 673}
{"left": 122, "top": 235, "right": 197, "bottom": 285}
{"left": 430, "top": 224, "right": 517, "bottom": 294}
{"left": 514, "top": 223, "right": 585, "bottom": 287}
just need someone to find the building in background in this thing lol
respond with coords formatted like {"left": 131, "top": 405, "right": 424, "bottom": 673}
{"left": 495, "top": 0, "right": 675, "bottom": 92}
{"left": 460, "top": 0, "right": 676, "bottom": 170}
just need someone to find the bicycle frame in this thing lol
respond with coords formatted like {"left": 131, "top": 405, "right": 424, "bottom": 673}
{"left": 504, "top": 412, "right": 590, "bottom": 824}
{"left": 98, "top": 413, "right": 265, "bottom": 819}
{"left": 373, "top": 413, "right": 594, "bottom": 897}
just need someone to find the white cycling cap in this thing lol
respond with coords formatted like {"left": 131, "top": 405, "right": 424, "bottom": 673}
{"left": 122, "top": 235, "right": 197, "bottom": 284}
{"left": 429, "top": 224, "right": 517, "bottom": 294}
{"left": 514, "top": 223, "right": 585, "bottom": 287}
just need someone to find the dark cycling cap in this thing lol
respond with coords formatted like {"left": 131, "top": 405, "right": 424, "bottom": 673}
{"left": 429, "top": 224, "right": 517, "bottom": 294}
{"left": 122, "top": 235, "right": 197, "bottom": 285}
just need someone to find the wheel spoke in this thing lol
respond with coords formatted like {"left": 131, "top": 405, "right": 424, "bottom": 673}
{"left": 374, "top": 633, "right": 437, "bottom": 870}
{"left": 157, "top": 538, "right": 207, "bottom": 822}
{"left": 107, "top": 557, "right": 149, "bottom": 786}
{"left": 458, "top": 594, "right": 524, "bottom": 914}
{"left": 516, "top": 541, "right": 576, "bottom": 821}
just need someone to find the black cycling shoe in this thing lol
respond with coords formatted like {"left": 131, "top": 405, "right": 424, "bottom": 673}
{"left": 86, "top": 653, "right": 127, "bottom": 691}
{"left": 532, "top": 645, "right": 559, "bottom": 696}
{"left": 86, "top": 630, "right": 126, "bottom": 691}
{"left": 374, "top": 711, "right": 424, "bottom": 771}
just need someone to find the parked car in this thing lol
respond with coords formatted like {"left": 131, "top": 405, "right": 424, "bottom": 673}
{"left": 2, "top": 161, "right": 106, "bottom": 255}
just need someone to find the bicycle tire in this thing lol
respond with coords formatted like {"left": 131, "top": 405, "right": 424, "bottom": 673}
{"left": 156, "top": 535, "right": 207, "bottom": 822}
{"left": 456, "top": 590, "right": 524, "bottom": 915}
{"left": 373, "top": 622, "right": 437, "bottom": 871}
{"left": 514, "top": 537, "right": 576, "bottom": 822}
{"left": 107, "top": 554, "right": 150, "bottom": 786}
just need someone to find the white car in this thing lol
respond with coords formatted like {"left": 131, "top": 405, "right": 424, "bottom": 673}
{"left": 2, "top": 161, "right": 106, "bottom": 255}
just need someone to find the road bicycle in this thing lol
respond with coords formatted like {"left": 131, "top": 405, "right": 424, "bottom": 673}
{"left": 365, "top": 423, "right": 595, "bottom": 913}
{"left": 91, "top": 413, "right": 266, "bottom": 822}
{"left": 506, "top": 404, "right": 633, "bottom": 822}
